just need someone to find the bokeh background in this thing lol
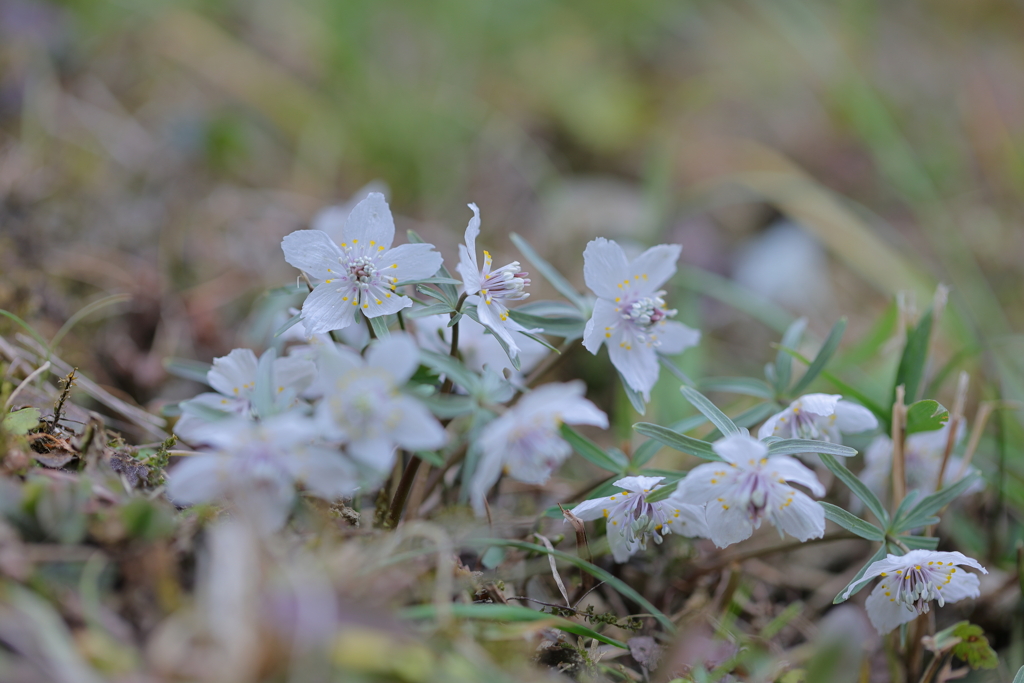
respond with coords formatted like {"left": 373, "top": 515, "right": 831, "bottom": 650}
{"left": 3, "top": 0, "right": 1024, "bottom": 598}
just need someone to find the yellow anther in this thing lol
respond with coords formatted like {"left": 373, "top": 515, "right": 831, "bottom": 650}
{"left": 325, "top": 279, "right": 333, "bottom": 283}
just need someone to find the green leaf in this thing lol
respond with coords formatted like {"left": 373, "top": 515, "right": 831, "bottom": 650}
{"left": 818, "top": 453, "right": 890, "bottom": 528}
{"left": 509, "top": 233, "right": 588, "bottom": 312}
{"left": 680, "top": 386, "right": 739, "bottom": 436}
{"left": 790, "top": 317, "right": 847, "bottom": 395}
{"left": 698, "top": 377, "right": 775, "bottom": 399}
{"left": 775, "top": 318, "right": 807, "bottom": 393}
{"left": 1013, "top": 665, "right": 1024, "bottom": 683}
{"left": 767, "top": 439, "right": 857, "bottom": 458}
{"left": 406, "top": 302, "right": 456, "bottom": 319}
{"left": 250, "top": 349, "right": 276, "bottom": 419}
{"left": 419, "top": 350, "right": 480, "bottom": 394}
{"left": 776, "top": 346, "right": 889, "bottom": 424}
{"left": 162, "top": 357, "right": 213, "bottom": 384}
{"left": 560, "top": 424, "right": 628, "bottom": 474}
{"left": 273, "top": 313, "right": 303, "bottom": 338}
{"left": 414, "top": 450, "right": 445, "bottom": 467}
{"left": 399, "top": 603, "right": 628, "bottom": 649}
{"left": 415, "top": 393, "right": 476, "bottom": 419}
{"left": 395, "top": 276, "right": 463, "bottom": 287}
{"left": 507, "top": 309, "right": 585, "bottom": 339}
{"left": 833, "top": 544, "right": 888, "bottom": 604}
{"left": 618, "top": 371, "right": 647, "bottom": 415}
{"left": 632, "top": 423, "right": 721, "bottom": 461}
{"left": 819, "top": 502, "right": 885, "bottom": 541}
{"left": 465, "top": 538, "right": 675, "bottom": 633}
{"left": 950, "top": 622, "right": 998, "bottom": 669}
{"left": 3, "top": 407, "right": 41, "bottom": 436}
{"left": 891, "top": 489, "right": 922, "bottom": 525}
{"left": 407, "top": 229, "right": 460, "bottom": 304}
{"left": 903, "top": 399, "right": 949, "bottom": 436}
{"left": 0, "top": 309, "right": 49, "bottom": 351}
{"left": 893, "top": 308, "right": 933, "bottom": 406}
{"left": 893, "top": 473, "right": 981, "bottom": 532}
{"left": 897, "top": 535, "right": 939, "bottom": 550}
{"left": 645, "top": 477, "right": 683, "bottom": 502}
{"left": 368, "top": 315, "right": 391, "bottom": 339}
{"left": 415, "top": 285, "right": 454, "bottom": 305}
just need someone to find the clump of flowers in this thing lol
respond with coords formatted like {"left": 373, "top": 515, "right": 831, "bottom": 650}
{"left": 759, "top": 393, "right": 877, "bottom": 443}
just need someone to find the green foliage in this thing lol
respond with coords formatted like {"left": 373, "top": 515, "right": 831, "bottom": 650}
{"left": 950, "top": 622, "right": 998, "bottom": 670}
{"left": 892, "top": 308, "right": 933, "bottom": 406}
{"left": 559, "top": 423, "right": 628, "bottom": 474}
{"left": 3, "top": 407, "right": 41, "bottom": 436}
{"left": 903, "top": 399, "right": 949, "bottom": 436}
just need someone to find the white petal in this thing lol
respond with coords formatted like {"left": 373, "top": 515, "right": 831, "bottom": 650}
{"left": 558, "top": 397, "right": 609, "bottom": 429}
{"left": 673, "top": 464, "right": 736, "bottom": 505}
{"left": 582, "top": 299, "right": 620, "bottom": 354}
{"left": 282, "top": 230, "right": 345, "bottom": 281}
{"left": 655, "top": 320, "right": 700, "bottom": 355}
{"left": 927, "top": 551, "right": 987, "bottom": 574}
{"left": 287, "top": 447, "right": 359, "bottom": 500}
{"left": 613, "top": 475, "right": 664, "bottom": 492}
{"left": 208, "top": 348, "right": 259, "bottom": 398}
{"left": 712, "top": 434, "right": 768, "bottom": 466}
{"left": 583, "top": 238, "right": 630, "bottom": 300}
{"left": 705, "top": 502, "right": 754, "bottom": 548}
{"left": 669, "top": 503, "right": 711, "bottom": 539}
{"left": 457, "top": 203, "right": 482, "bottom": 290}
{"left": 360, "top": 288, "right": 414, "bottom": 318}
{"left": 865, "top": 583, "right": 918, "bottom": 635}
{"left": 769, "top": 490, "right": 825, "bottom": 541}
{"left": 608, "top": 336, "right": 659, "bottom": 401}
{"left": 235, "top": 479, "right": 295, "bottom": 534}
{"left": 863, "top": 434, "right": 892, "bottom": 468}
{"left": 758, "top": 408, "right": 787, "bottom": 440}
{"left": 470, "top": 444, "right": 505, "bottom": 517}
{"left": 937, "top": 570, "right": 981, "bottom": 604}
{"left": 273, "top": 355, "right": 318, "bottom": 396}
{"left": 628, "top": 243, "right": 681, "bottom": 293}
{"left": 166, "top": 455, "right": 229, "bottom": 506}
{"left": 342, "top": 192, "right": 395, "bottom": 248}
{"left": 569, "top": 496, "right": 612, "bottom": 521}
{"left": 348, "top": 437, "right": 396, "bottom": 475}
{"left": 834, "top": 400, "right": 878, "bottom": 434}
{"left": 795, "top": 393, "right": 841, "bottom": 418}
{"left": 301, "top": 282, "right": 359, "bottom": 334}
{"left": 391, "top": 396, "right": 448, "bottom": 451}
{"left": 365, "top": 333, "right": 420, "bottom": 384}
{"left": 384, "top": 243, "right": 444, "bottom": 283}
{"left": 766, "top": 455, "right": 826, "bottom": 497}
{"left": 477, "top": 300, "right": 520, "bottom": 356}
{"left": 608, "top": 524, "right": 640, "bottom": 563}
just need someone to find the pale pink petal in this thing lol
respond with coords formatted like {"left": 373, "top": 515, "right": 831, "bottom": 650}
{"left": 758, "top": 408, "right": 788, "bottom": 439}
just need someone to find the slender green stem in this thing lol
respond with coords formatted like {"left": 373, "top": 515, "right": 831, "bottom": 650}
{"left": 363, "top": 312, "right": 377, "bottom": 340}
{"left": 397, "top": 310, "right": 406, "bottom": 331}
{"left": 439, "top": 292, "right": 468, "bottom": 395}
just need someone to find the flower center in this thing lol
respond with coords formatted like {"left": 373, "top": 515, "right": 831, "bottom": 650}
{"left": 348, "top": 256, "right": 377, "bottom": 285}
{"left": 623, "top": 293, "right": 676, "bottom": 330}
{"left": 480, "top": 253, "right": 530, "bottom": 304}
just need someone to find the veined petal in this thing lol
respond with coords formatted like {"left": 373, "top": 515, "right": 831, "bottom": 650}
{"left": 795, "top": 393, "right": 841, "bottom": 418}
{"left": 385, "top": 243, "right": 444, "bottom": 283}
{"left": 301, "top": 282, "right": 360, "bottom": 334}
{"left": 673, "top": 463, "right": 736, "bottom": 504}
{"left": 834, "top": 400, "right": 879, "bottom": 433}
{"left": 938, "top": 571, "right": 981, "bottom": 604}
{"left": 865, "top": 583, "right": 918, "bottom": 635}
{"left": 273, "top": 356, "right": 317, "bottom": 396}
{"left": 766, "top": 455, "right": 826, "bottom": 496}
{"left": 282, "top": 230, "right": 345, "bottom": 281}
{"left": 712, "top": 434, "right": 768, "bottom": 466}
{"left": 208, "top": 348, "right": 259, "bottom": 398}
{"left": 629, "top": 243, "right": 681, "bottom": 293}
{"left": 365, "top": 333, "right": 420, "bottom": 384}
{"left": 360, "top": 287, "right": 413, "bottom": 318}
{"left": 613, "top": 475, "right": 664, "bottom": 493}
{"left": 583, "top": 238, "right": 630, "bottom": 299}
{"left": 391, "top": 396, "right": 448, "bottom": 451}
{"left": 477, "top": 299, "right": 520, "bottom": 356}
{"left": 582, "top": 299, "right": 620, "bottom": 354}
{"left": 342, "top": 192, "right": 395, "bottom": 248}
{"left": 570, "top": 496, "right": 612, "bottom": 521}
{"left": 671, "top": 503, "right": 711, "bottom": 539}
{"left": 655, "top": 320, "right": 701, "bottom": 355}
{"left": 557, "top": 397, "right": 608, "bottom": 429}
{"left": 457, "top": 245, "right": 482, "bottom": 293}
{"left": 758, "top": 408, "right": 787, "bottom": 440}
{"left": 608, "top": 334, "right": 659, "bottom": 401}
{"left": 705, "top": 502, "right": 754, "bottom": 548}
{"left": 769, "top": 490, "right": 825, "bottom": 541}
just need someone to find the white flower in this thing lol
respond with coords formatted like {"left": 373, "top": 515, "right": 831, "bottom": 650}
{"left": 470, "top": 381, "right": 608, "bottom": 515}
{"left": 571, "top": 475, "right": 710, "bottom": 562}
{"left": 414, "top": 313, "right": 548, "bottom": 378}
{"left": 675, "top": 434, "right": 826, "bottom": 548}
{"left": 841, "top": 549, "right": 986, "bottom": 635}
{"left": 167, "top": 413, "right": 357, "bottom": 533}
{"left": 282, "top": 193, "right": 443, "bottom": 335}
{"left": 455, "top": 203, "right": 535, "bottom": 360}
{"left": 314, "top": 332, "right": 447, "bottom": 484}
{"left": 311, "top": 181, "right": 389, "bottom": 243}
{"left": 759, "top": 393, "right": 877, "bottom": 443}
{"left": 175, "top": 348, "right": 316, "bottom": 444}
{"left": 582, "top": 237, "right": 700, "bottom": 401}
{"left": 858, "top": 424, "right": 983, "bottom": 504}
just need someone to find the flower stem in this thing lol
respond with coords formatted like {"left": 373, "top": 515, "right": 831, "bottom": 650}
{"left": 439, "top": 292, "right": 468, "bottom": 395}
{"left": 891, "top": 384, "right": 907, "bottom": 515}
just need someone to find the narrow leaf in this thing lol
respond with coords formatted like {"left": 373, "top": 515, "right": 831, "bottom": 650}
{"left": 791, "top": 317, "right": 847, "bottom": 395}
{"left": 368, "top": 315, "right": 391, "bottom": 339}
{"left": 163, "top": 357, "right": 212, "bottom": 384}
{"left": 680, "top": 386, "right": 738, "bottom": 436}
{"left": 775, "top": 317, "right": 807, "bottom": 393}
{"left": 699, "top": 377, "right": 775, "bottom": 399}
{"left": 819, "top": 502, "right": 885, "bottom": 541}
{"left": 395, "top": 276, "right": 463, "bottom": 287}
{"left": 893, "top": 308, "right": 933, "bottom": 406}
{"left": 406, "top": 302, "right": 455, "bottom": 319}
{"left": 833, "top": 544, "right": 888, "bottom": 604}
{"left": 273, "top": 313, "right": 303, "bottom": 338}
{"left": 560, "top": 424, "right": 628, "bottom": 474}
{"left": 632, "top": 423, "right": 721, "bottom": 461}
{"left": 507, "top": 309, "right": 585, "bottom": 339}
{"left": 767, "top": 439, "right": 857, "bottom": 458}
{"left": 0, "top": 309, "right": 49, "bottom": 350}
{"left": 897, "top": 535, "right": 940, "bottom": 550}
{"left": 818, "top": 453, "right": 889, "bottom": 527}
{"left": 419, "top": 350, "right": 480, "bottom": 394}
{"left": 618, "top": 371, "right": 647, "bottom": 415}
{"left": 894, "top": 472, "right": 981, "bottom": 532}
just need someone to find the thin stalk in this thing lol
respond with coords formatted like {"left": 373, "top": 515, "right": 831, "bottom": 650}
{"left": 397, "top": 310, "right": 406, "bottom": 331}
{"left": 388, "top": 292, "right": 468, "bottom": 527}
{"left": 891, "top": 385, "right": 907, "bottom": 515}
{"left": 363, "top": 312, "right": 376, "bottom": 340}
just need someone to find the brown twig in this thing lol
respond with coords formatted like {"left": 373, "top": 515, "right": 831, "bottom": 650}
{"left": 891, "top": 384, "right": 907, "bottom": 515}
{"left": 935, "top": 371, "right": 969, "bottom": 492}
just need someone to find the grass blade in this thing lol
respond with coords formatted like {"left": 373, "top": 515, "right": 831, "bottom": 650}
{"left": 820, "top": 502, "right": 885, "bottom": 541}
{"left": 680, "top": 386, "right": 738, "bottom": 436}
{"left": 632, "top": 423, "right": 721, "bottom": 461}
{"left": 790, "top": 317, "right": 846, "bottom": 395}
{"left": 818, "top": 452, "right": 889, "bottom": 528}
{"left": 560, "top": 424, "right": 628, "bottom": 474}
